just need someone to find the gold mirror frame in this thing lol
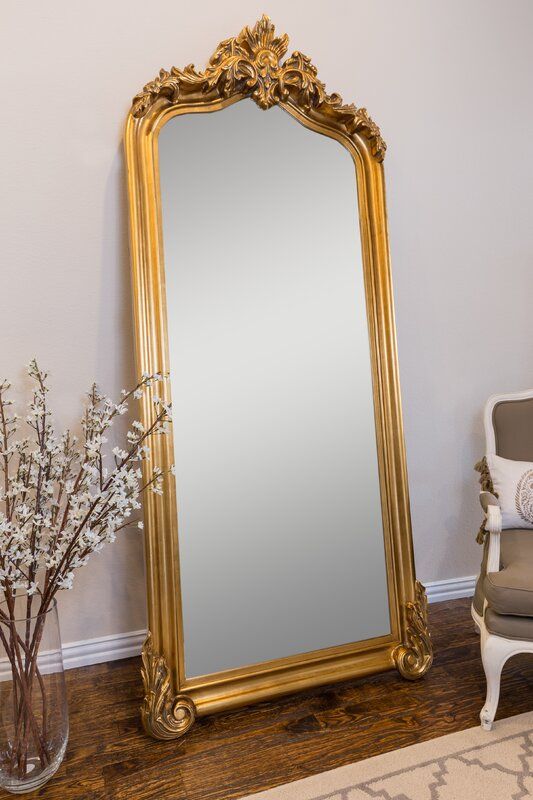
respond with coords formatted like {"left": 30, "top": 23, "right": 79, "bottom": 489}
{"left": 125, "top": 15, "right": 432, "bottom": 741}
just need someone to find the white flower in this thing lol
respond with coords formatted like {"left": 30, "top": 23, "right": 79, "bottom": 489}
{"left": 58, "top": 572, "right": 75, "bottom": 590}
{"left": 112, "top": 446, "right": 128, "bottom": 460}
{"left": 85, "top": 442, "right": 100, "bottom": 459}
{"left": 0, "top": 366, "right": 171, "bottom": 602}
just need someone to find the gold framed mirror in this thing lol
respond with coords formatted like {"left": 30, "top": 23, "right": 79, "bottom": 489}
{"left": 125, "top": 15, "right": 432, "bottom": 741}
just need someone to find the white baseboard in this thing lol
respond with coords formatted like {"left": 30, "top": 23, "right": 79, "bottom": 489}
{"left": 425, "top": 574, "right": 476, "bottom": 603}
{"left": 61, "top": 628, "right": 147, "bottom": 670}
{"left": 1, "top": 576, "right": 477, "bottom": 677}
{"left": 0, "top": 629, "right": 147, "bottom": 680}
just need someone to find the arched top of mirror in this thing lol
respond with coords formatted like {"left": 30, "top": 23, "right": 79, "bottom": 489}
{"left": 129, "top": 14, "right": 386, "bottom": 163}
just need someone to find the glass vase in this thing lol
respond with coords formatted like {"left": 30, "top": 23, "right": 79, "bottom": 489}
{"left": 0, "top": 596, "right": 68, "bottom": 794}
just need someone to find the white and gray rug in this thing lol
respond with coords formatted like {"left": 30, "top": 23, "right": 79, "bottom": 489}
{"left": 242, "top": 711, "right": 533, "bottom": 800}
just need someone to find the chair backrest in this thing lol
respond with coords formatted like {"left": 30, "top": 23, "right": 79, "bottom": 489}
{"left": 484, "top": 390, "right": 533, "bottom": 460}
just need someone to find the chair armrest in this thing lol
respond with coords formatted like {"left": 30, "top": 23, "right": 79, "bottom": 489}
{"left": 479, "top": 491, "right": 500, "bottom": 513}
{"left": 484, "top": 503, "right": 502, "bottom": 574}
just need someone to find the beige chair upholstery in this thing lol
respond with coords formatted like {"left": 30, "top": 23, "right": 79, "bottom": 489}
{"left": 485, "top": 608, "right": 533, "bottom": 640}
{"left": 473, "top": 390, "right": 533, "bottom": 729}
{"left": 492, "top": 397, "right": 533, "bottom": 460}
{"left": 474, "top": 531, "right": 533, "bottom": 621}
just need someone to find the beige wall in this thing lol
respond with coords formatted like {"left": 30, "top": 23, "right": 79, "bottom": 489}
{"left": 2, "top": 0, "right": 533, "bottom": 642}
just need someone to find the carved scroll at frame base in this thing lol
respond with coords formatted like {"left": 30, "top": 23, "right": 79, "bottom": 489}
{"left": 141, "top": 633, "right": 196, "bottom": 740}
{"left": 393, "top": 581, "right": 433, "bottom": 680}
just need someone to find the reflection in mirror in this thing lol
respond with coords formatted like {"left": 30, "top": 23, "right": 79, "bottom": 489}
{"left": 159, "top": 100, "right": 391, "bottom": 679}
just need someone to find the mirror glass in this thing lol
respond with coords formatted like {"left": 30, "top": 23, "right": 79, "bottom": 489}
{"left": 159, "top": 100, "right": 391, "bottom": 679}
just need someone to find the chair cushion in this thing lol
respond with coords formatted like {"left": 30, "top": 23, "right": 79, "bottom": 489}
{"left": 485, "top": 608, "right": 533, "bottom": 641}
{"left": 484, "top": 529, "right": 533, "bottom": 616}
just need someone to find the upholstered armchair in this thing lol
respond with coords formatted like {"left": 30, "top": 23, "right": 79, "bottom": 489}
{"left": 472, "top": 390, "right": 533, "bottom": 730}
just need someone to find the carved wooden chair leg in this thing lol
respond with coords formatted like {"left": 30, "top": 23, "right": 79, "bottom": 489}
{"left": 480, "top": 633, "right": 509, "bottom": 731}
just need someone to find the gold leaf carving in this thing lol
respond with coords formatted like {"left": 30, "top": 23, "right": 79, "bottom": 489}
{"left": 131, "top": 15, "right": 386, "bottom": 161}
{"left": 394, "top": 581, "right": 433, "bottom": 680}
{"left": 141, "top": 632, "right": 196, "bottom": 740}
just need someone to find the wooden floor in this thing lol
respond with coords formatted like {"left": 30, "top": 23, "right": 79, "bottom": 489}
{"left": 5, "top": 597, "right": 533, "bottom": 800}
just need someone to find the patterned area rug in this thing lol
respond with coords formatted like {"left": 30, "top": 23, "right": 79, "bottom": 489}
{"left": 242, "top": 712, "right": 533, "bottom": 800}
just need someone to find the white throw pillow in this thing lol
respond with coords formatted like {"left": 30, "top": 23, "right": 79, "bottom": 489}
{"left": 486, "top": 454, "right": 533, "bottom": 529}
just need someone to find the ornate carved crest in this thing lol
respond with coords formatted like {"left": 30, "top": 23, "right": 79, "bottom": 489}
{"left": 141, "top": 633, "right": 196, "bottom": 740}
{"left": 394, "top": 581, "right": 433, "bottom": 680}
{"left": 131, "top": 15, "right": 386, "bottom": 161}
